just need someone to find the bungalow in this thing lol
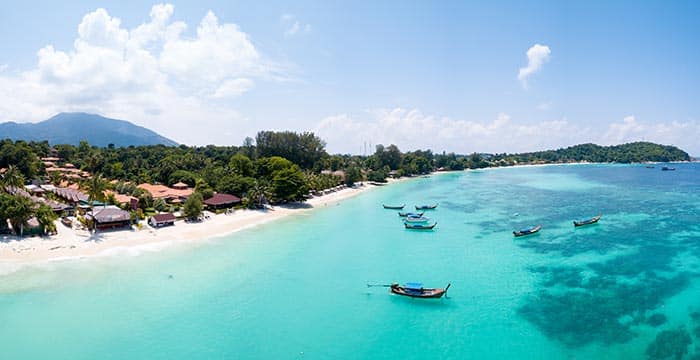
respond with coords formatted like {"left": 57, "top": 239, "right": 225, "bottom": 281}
{"left": 87, "top": 207, "right": 131, "bottom": 231}
{"left": 203, "top": 193, "right": 241, "bottom": 210}
{"left": 149, "top": 213, "right": 176, "bottom": 228}
{"left": 138, "top": 183, "right": 193, "bottom": 203}
{"left": 54, "top": 187, "right": 88, "bottom": 204}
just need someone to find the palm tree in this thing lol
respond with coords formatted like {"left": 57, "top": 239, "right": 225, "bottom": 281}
{"left": 86, "top": 173, "right": 107, "bottom": 205}
{"left": 246, "top": 181, "right": 272, "bottom": 209}
{"left": 86, "top": 173, "right": 107, "bottom": 231}
{"left": 4, "top": 195, "right": 34, "bottom": 237}
{"left": 1, "top": 165, "right": 25, "bottom": 189}
{"left": 35, "top": 204, "right": 58, "bottom": 235}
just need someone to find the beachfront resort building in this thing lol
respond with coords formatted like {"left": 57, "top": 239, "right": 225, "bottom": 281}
{"left": 137, "top": 183, "right": 193, "bottom": 204}
{"left": 86, "top": 206, "right": 131, "bottom": 231}
{"left": 203, "top": 193, "right": 241, "bottom": 210}
{"left": 149, "top": 213, "right": 176, "bottom": 228}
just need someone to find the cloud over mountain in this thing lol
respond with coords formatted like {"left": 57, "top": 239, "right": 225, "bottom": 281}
{"left": 0, "top": 4, "right": 278, "bottom": 145}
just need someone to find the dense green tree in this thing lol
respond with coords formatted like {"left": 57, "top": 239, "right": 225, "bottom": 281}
{"left": 255, "top": 131, "right": 327, "bottom": 169}
{"left": 183, "top": 192, "right": 204, "bottom": 220}
{"left": 217, "top": 175, "right": 256, "bottom": 197}
{"left": 344, "top": 165, "right": 363, "bottom": 186}
{"left": 271, "top": 166, "right": 308, "bottom": 202}
{"left": 229, "top": 153, "right": 255, "bottom": 177}
{"left": 0, "top": 140, "right": 41, "bottom": 179}
{"left": 168, "top": 170, "right": 197, "bottom": 187}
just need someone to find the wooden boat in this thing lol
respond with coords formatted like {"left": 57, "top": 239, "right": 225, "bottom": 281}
{"left": 661, "top": 166, "right": 676, "bottom": 171}
{"left": 415, "top": 203, "right": 438, "bottom": 210}
{"left": 404, "top": 216, "right": 431, "bottom": 223}
{"left": 398, "top": 211, "right": 424, "bottom": 217}
{"left": 574, "top": 215, "right": 601, "bottom": 227}
{"left": 383, "top": 204, "right": 405, "bottom": 210}
{"left": 390, "top": 283, "right": 451, "bottom": 299}
{"left": 513, "top": 224, "right": 542, "bottom": 237}
{"left": 404, "top": 222, "right": 437, "bottom": 230}
{"left": 61, "top": 217, "right": 73, "bottom": 227}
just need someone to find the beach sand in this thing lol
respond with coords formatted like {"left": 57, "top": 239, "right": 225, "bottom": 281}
{"left": 0, "top": 182, "right": 390, "bottom": 270}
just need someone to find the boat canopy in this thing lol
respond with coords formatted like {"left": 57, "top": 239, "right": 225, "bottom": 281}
{"left": 405, "top": 282, "right": 423, "bottom": 290}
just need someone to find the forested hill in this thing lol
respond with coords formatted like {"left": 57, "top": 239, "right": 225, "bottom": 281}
{"left": 0, "top": 113, "right": 177, "bottom": 147}
{"left": 491, "top": 142, "right": 690, "bottom": 164}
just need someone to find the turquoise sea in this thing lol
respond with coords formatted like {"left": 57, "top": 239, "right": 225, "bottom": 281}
{"left": 1, "top": 164, "right": 700, "bottom": 359}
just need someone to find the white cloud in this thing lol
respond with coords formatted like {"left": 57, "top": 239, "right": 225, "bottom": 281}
{"left": 281, "top": 14, "right": 311, "bottom": 37}
{"left": 518, "top": 44, "right": 551, "bottom": 88}
{"left": 212, "top": 78, "right": 254, "bottom": 98}
{"left": 0, "top": 4, "right": 278, "bottom": 144}
{"left": 315, "top": 109, "right": 700, "bottom": 155}
{"left": 602, "top": 115, "right": 700, "bottom": 153}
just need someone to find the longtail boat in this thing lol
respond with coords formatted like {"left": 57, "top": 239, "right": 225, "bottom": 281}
{"left": 661, "top": 166, "right": 676, "bottom": 171}
{"left": 574, "top": 215, "right": 601, "bottom": 227}
{"left": 415, "top": 203, "right": 438, "bottom": 210}
{"left": 513, "top": 224, "right": 542, "bottom": 237}
{"left": 383, "top": 204, "right": 405, "bottom": 210}
{"left": 404, "top": 222, "right": 437, "bottom": 230}
{"left": 398, "top": 211, "right": 424, "bottom": 217}
{"left": 404, "top": 216, "right": 431, "bottom": 223}
{"left": 390, "top": 283, "right": 450, "bottom": 299}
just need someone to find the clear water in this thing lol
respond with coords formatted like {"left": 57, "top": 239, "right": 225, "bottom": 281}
{"left": 1, "top": 164, "right": 699, "bottom": 359}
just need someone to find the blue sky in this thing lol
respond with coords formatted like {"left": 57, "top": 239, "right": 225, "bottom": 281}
{"left": 1, "top": 1, "right": 698, "bottom": 154}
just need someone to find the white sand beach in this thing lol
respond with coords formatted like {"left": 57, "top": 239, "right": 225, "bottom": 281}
{"left": 0, "top": 182, "right": 389, "bottom": 270}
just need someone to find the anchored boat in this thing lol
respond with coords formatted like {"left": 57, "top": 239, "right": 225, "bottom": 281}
{"left": 404, "top": 216, "right": 431, "bottom": 223}
{"left": 383, "top": 204, "right": 405, "bottom": 210}
{"left": 404, "top": 222, "right": 437, "bottom": 230}
{"left": 415, "top": 203, "right": 438, "bottom": 210}
{"left": 390, "top": 283, "right": 451, "bottom": 299}
{"left": 574, "top": 215, "right": 601, "bottom": 227}
{"left": 398, "top": 211, "right": 424, "bottom": 217}
{"left": 513, "top": 224, "right": 542, "bottom": 237}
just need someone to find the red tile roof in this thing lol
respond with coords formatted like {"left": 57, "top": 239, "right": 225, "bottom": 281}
{"left": 204, "top": 193, "right": 241, "bottom": 206}
{"left": 151, "top": 213, "right": 176, "bottom": 223}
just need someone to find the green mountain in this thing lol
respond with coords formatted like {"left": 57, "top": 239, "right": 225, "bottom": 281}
{"left": 0, "top": 113, "right": 178, "bottom": 147}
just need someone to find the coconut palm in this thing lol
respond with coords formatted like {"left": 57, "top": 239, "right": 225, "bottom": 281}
{"left": 1, "top": 165, "right": 25, "bottom": 189}
{"left": 86, "top": 173, "right": 107, "bottom": 231}
{"left": 246, "top": 181, "right": 272, "bottom": 209}
{"left": 35, "top": 204, "right": 58, "bottom": 235}
{"left": 3, "top": 195, "right": 34, "bottom": 237}
{"left": 86, "top": 173, "right": 107, "bottom": 205}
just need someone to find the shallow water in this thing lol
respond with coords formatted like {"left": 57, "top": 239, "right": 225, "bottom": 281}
{"left": 1, "top": 164, "right": 699, "bottom": 359}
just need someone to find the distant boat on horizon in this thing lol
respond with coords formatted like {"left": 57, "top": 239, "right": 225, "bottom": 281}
{"left": 661, "top": 166, "right": 676, "bottom": 171}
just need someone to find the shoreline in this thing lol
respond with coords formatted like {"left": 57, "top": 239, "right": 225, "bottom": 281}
{"left": 1, "top": 161, "right": 690, "bottom": 274}
{"left": 0, "top": 180, "right": 408, "bottom": 273}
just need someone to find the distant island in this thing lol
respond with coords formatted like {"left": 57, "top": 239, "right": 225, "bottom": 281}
{"left": 0, "top": 112, "right": 178, "bottom": 147}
